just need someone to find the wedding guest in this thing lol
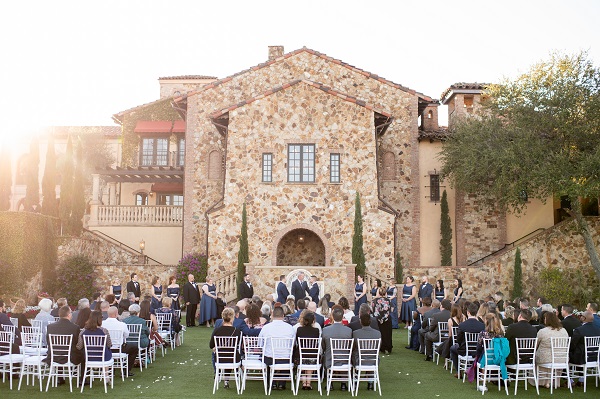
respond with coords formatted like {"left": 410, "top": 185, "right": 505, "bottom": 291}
{"left": 535, "top": 311, "right": 568, "bottom": 388}
{"left": 110, "top": 277, "right": 122, "bottom": 302}
{"left": 10, "top": 299, "right": 31, "bottom": 328}
{"left": 51, "top": 298, "right": 68, "bottom": 317}
{"left": 34, "top": 298, "right": 55, "bottom": 346}
{"left": 372, "top": 287, "right": 393, "bottom": 354}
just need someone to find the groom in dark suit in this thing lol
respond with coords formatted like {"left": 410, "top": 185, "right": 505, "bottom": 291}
{"left": 182, "top": 274, "right": 201, "bottom": 327}
{"left": 126, "top": 272, "right": 141, "bottom": 303}
{"left": 276, "top": 275, "right": 290, "bottom": 303}
{"left": 291, "top": 272, "right": 309, "bottom": 305}
{"left": 308, "top": 275, "right": 320, "bottom": 303}
{"left": 238, "top": 273, "right": 254, "bottom": 300}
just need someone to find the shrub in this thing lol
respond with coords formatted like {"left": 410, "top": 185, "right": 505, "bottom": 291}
{"left": 57, "top": 255, "right": 100, "bottom": 304}
{"left": 176, "top": 253, "right": 208, "bottom": 287}
{"left": 539, "top": 265, "right": 600, "bottom": 308}
{"left": 395, "top": 252, "right": 403, "bottom": 281}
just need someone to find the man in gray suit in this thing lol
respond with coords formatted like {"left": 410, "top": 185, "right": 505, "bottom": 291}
{"left": 424, "top": 299, "right": 451, "bottom": 361}
{"left": 322, "top": 306, "right": 353, "bottom": 391}
{"left": 418, "top": 299, "right": 441, "bottom": 354}
{"left": 352, "top": 312, "right": 381, "bottom": 391}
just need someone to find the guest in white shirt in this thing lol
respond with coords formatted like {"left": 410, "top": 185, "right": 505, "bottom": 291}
{"left": 102, "top": 306, "right": 138, "bottom": 375}
{"left": 259, "top": 306, "right": 296, "bottom": 390}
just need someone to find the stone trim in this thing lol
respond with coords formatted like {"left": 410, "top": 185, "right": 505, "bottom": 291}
{"left": 272, "top": 223, "right": 331, "bottom": 267}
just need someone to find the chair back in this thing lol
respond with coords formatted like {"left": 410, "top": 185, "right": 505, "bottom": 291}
{"left": 108, "top": 329, "right": 124, "bottom": 351}
{"left": 54, "top": 317, "right": 60, "bottom": 322}
{"left": 156, "top": 312, "right": 172, "bottom": 332}
{"left": 0, "top": 330, "right": 13, "bottom": 356}
{"left": 83, "top": 334, "right": 108, "bottom": 362}
{"left": 514, "top": 337, "right": 537, "bottom": 365}
{"left": 297, "top": 337, "right": 321, "bottom": 365}
{"left": 2, "top": 324, "right": 17, "bottom": 342}
{"left": 464, "top": 332, "right": 479, "bottom": 357}
{"left": 451, "top": 326, "right": 459, "bottom": 345}
{"left": 330, "top": 338, "right": 353, "bottom": 367}
{"left": 270, "top": 337, "right": 294, "bottom": 363}
{"left": 174, "top": 309, "right": 181, "bottom": 319}
{"left": 48, "top": 334, "right": 73, "bottom": 364}
{"left": 126, "top": 323, "right": 142, "bottom": 346}
{"left": 21, "top": 325, "right": 41, "bottom": 335}
{"left": 214, "top": 335, "right": 239, "bottom": 364}
{"left": 584, "top": 336, "right": 600, "bottom": 364}
{"left": 243, "top": 336, "right": 265, "bottom": 362}
{"left": 9, "top": 317, "right": 18, "bottom": 326}
{"left": 437, "top": 321, "right": 449, "bottom": 342}
{"left": 21, "top": 331, "right": 43, "bottom": 355}
{"left": 550, "top": 336, "right": 570, "bottom": 365}
{"left": 356, "top": 338, "right": 380, "bottom": 367}
{"left": 145, "top": 319, "right": 153, "bottom": 330}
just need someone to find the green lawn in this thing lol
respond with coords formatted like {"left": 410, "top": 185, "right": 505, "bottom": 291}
{"left": 1, "top": 322, "right": 597, "bottom": 398}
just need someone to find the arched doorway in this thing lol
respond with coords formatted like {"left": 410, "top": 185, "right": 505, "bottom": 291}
{"left": 276, "top": 228, "right": 326, "bottom": 266}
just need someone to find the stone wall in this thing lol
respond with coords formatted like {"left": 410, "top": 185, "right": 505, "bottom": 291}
{"left": 184, "top": 49, "right": 420, "bottom": 277}
{"left": 402, "top": 217, "right": 600, "bottom": 302}
{"left": 94, "top": 263, "right": 177, "bottom": 299}
{"left": 57, "top": 230, "right": 140, "bottom": 266}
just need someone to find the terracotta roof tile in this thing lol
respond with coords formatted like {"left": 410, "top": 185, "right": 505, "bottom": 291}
{"left": 176, "top": 47, "right": 435, "bottom": 103}
{"left": 440, "top": 82, "right": 490, "bottom": 104}
{"left": 418, "top": 127, "right": 449, "bottom": 141}
{"left": 208, "top": 79, "right": 393, "bottom": 120}
{"left": 158, "top": 75, "right": 217, "bottom": 80}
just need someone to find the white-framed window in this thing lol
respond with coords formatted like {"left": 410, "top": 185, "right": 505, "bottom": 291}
{"left": 330, "top": 153, "right": 340, "bottom": 183}
{"left": 141, "top": 137, "right": 169, "bottom": 166}
{"left": 157, "top": 193, "right": 183, "bottom": 206}
{"left": 262, "top": 153, "right": 273, "bottom": 182}
{"left": 288, "top": 144, "right": 315, "bottom": 182}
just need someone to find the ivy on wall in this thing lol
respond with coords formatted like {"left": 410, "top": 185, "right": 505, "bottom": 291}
{"left": 120, "top": 98, "right": 182, "bottom": 167}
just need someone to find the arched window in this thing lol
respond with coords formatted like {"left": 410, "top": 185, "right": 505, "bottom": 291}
{"left": 135, "top": 193, "right": 148, "bottom": 206}
{"left": 427, "top": 110, "right": 433, "bottom": 119}
{"left": 208, "top": 150, "right": 223, "bottom": 180}
{"left": 382, "top": 151, "right": 396, "bottom": 181}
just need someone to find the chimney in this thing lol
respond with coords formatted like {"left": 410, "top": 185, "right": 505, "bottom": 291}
{"left": 268, "top": 46, "right": 284, "bottom": 61}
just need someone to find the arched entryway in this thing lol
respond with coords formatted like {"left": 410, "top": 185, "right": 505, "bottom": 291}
{"left": 273, "top": 224, "right": 330, "bottom": 267}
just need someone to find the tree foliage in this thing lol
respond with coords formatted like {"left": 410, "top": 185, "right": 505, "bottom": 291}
{"left": 237, "top": 202, "right": 249, "bottom": 298}
{"left": 395, "top": 252, "right": 403, "bottom": 281}
{"left": 59, "top": 136, "right": 75, "bottom": 235}
{"left": 24, "top": 137, "right": 40, "bottom": 212}
{"left": 41, "top": 137, "right": 59, "bottom": 217}
{"left": 0, "top": 144, "right": 11, "bottom": 211}
{"left": 440, "top": 190, "right": 453, "bottom": 266}
{"left": 352, "top": 192, "right": 366, "bottom": 280}
{"left": 440, "top": 52, "right": 600, "bottom": 280}
{"left": 512, "top": 247, "right": 523, "bottom": 299}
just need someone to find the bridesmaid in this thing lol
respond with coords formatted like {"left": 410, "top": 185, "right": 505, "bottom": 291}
{"left": 400, "top": 276, "right": 418, "bottom": 328}
{"left": 354, "top": 275, "right": 367, "bottom": 314}
{"left": 109, "top": 277, "right": 122, "bottom": 302}
{"left": 151, "top": 276, "right": 163, "bottom": 312}
{"left": 387, "top": 278, "right": 399, "bottom": 329}
{"left": 200, "top": 277, "right": 218, "bottom": 327}
{"left": 452, "top": 278, "right": 463, "bottom": 304}
{"left": 167, "top": 276, "right": 180, "bottom": 311}
{"left": 370, "top": 278, "right": 382, "bottom": 299}
{"left": 434, "top": 279, "right": 447, "bottom": 302}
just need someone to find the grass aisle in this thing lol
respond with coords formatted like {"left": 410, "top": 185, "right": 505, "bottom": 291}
{"left": 1, "top": 325, "right": 595, "bottom": 398}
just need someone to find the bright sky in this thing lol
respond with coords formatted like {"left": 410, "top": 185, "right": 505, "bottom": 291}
{"left": 1, "top": 0, "right": 599, "bottom": 156}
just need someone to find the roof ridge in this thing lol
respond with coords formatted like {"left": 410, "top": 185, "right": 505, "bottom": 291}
{"left": 176, "top": 47, "right": 434, "bottom": 103}
{"left": 209, "top": 79, "right": 392, "bottom": 120}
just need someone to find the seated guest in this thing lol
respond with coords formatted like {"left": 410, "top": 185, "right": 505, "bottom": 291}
{"left": 123, "top": 304, "right": 150, "bottom": 348}
{"left": 502, "top": 306, "right": 515, "bottom": 327}
{"left": 118, "top": 299, "right": 131, "bottom": 320}
{"left": 157, "top": 297, "right": 183, "bottom": 344}
{"left": 76, "top": 310, "right": 112, "bottom": 363}
{"left": 215, "top": 292, "right": 226, "bottom": 319}
{"left": 569, "top": 311, "right": 600, "bottom": 365}
{"left": 316, "top": 297, "right": 330, "bottom": 319}
{"left": 338, "top": 297, "right": 355, "bottom": 323}
{"left": 476, "top": 302, "right": 490, "bottom": 323}
{"left": 291, "top": 299, "right": 307, "bottom": 320}
{"left": 322, "top": 306, "right": 353, "bottom": 391}
{"left": 323, "top": 293, "right": 335, "bottom": 309}
{"left": 418, "top": 299, "right": 441, "bottom": 354}
{"left": 505, "top": 308, "right": 538, "bottom": 365}
{"left": 259, "top": 306, "right": 295, "bottom": 391}
{"left": 10, "top": 299, "right": 31, "bottom": 328}
{"left": 494, "top": 292, "right": 505, "bottom": 312}
{"left": 99, "top": 301, "right": 110, "bottom": 320}
{"left": 284, "top": 298, "right": 296, "bottom": 315}
{"left": 325, "top": 304, "right": 349, "bottom": 327}
{"left": 349, "top": 303, "right": 379, "bottom": 332}
{"left": 209, "top": 308, "right": 241, "bottom": 389}
{"left": 561, "top": 304, "right": 582, "bottom": 336}
{"left": 295, "top": 311, "right": 321, "bottom": 390}
{"left": 45, "top": 305, "right": 83, "bottom": 377}
{"left": 0, "top": 300, "right": 22, "bottom": 349}
{"left": 51, "top": 298, "right": 68, "bottom": 317}
{"left": 102, "top": 306, "right": 138, "bottom": 376}
{"left": 90, "top": 292, "right": 102, "bottom": 310}
{"left": 475, "top": 313, "right": 504, "bottom": 360}
{"left": 76, "top": 307, "right": 92, "bottom": 329}
{"left": 35, "top": 298, "right": 55, "bottom": 346}
{"left": 528, "top": 307, "right": 540, "bottom": 327}
{"left": 352, "top": 311, "right": 382, "bottom": 391}
{"left": 283, "top": 304, "right": 299, "bottom": 326}
{"left": 236, "top": 299, "right": 248, "bottom": 319}
{"left": 261, "top": 303, "right": 272, "bottom": 323}
{"left": 407, "top": 297, "right": 432, "bottom": 350}
{"left": 423, "top": 299, "right": 451, "bottom": 361}
{"left": 140, "top": 299, "right": 164, "bottom": 347}
{"left": 307, "top": 301, "right": 325, "bottom": 328}
{"left": 72, "top": 298, "right": 90, "bottom": 322}
{"left": 536, "top": 311, "right": 568, "bottom": 388}
{"left": 105, "top": 294, "right": 117, "bottom": 308}
{"left": 450, "top": 302, "right": 485, "bottom": 376}
{"left": 586, "top": 302, "right": 600, "bottom": 328}
{"left": 244, "top": 303, "right": 267, "bottom": 329}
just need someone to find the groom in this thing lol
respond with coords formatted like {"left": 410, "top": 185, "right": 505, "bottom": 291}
{"left": 126, "top": 272, "right": 141, "bottom": 303}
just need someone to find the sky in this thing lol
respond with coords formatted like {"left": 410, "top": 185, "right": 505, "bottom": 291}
{"left": 0, "top": 0, "right": 599, "bottom": 156}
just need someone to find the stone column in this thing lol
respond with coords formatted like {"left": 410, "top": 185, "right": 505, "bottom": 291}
{"left": 89, "top": 174, "right": 100, "bottom": 226}
{"left": 108, "top": 182, "right": 117, "bottom": 205}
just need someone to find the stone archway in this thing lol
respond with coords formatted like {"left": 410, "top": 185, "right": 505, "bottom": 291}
{"left": 272, "top": 223, "right": 330, "bottom": 267}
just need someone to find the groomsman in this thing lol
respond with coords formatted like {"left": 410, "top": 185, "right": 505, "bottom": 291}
{"left": 183, "top": 274, "right": 201, "bottom": 327}
{"left": 291, "top": 272, "right": 309, "bottom": 305}
{"left": 309, "top": 275, "right": 320, "bottom": 303}
{"left": 126, "top": 272, "right": 141, "bottom": 303}
{"left": 418, "top": 276, "right": 433, "bottom": 306}
{"left": 276, "top": 275, "right": 289, "bottom": 303}
{"left": 239, "top": 273, "right": 254, "bottom": 300}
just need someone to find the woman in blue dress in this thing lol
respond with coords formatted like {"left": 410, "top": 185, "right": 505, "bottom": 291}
{"left": 109, "top": 277, "right": 122, "bottom": 302}
{"left": 400, "top": 275, "right": 418, "bottom": 328}
{"left": 151, "top": 276, "right": 163, "bottom": 312}
{"left": 452, "top": 278, "right": 463, "bottom": 304}
{"left": 387, "top": 278, "right": 399, "bottom": 329}
{"left": 370, "top": 278, "right": 382, "bottom": 298}
{"left": 200, "top": 277, "right": 218, "bottom": 327}
{"left": 354, "top": 275, "right": 367, "bottom": 314}
{"left": 434, "top": 279, "right": 447, "bottom": 302}
{"left": 167, "top": 275, "right": 180, "bottom": 311}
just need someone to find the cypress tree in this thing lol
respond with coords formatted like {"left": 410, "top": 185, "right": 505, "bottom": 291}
{"left": 352, "top": 192, "right": 366, "bottom": 279}
{"left": 395, "top": 252, "right": 403, "bottom": 281}
{"left": 24, "top": 137, "right": 40, "bottom": 212}
{"left": 237, "top": 202, "right": 249, "bottom": 298}
{"left": 512, "top": 247, "right": 523, "bottom": 298}
{"left": 41, "top": 137, "right": 59, "bottom": 217}
{"left": 71, "top": 139, "right": 86, "bottom": 235}
{"left": 0, "top": 144, "right": 11, "bottom": 211}
{"left": 60, "top": 136, "right": 74, "bottom": 235}
{"left": 439, "top": 189, "right": 453, "bottom": 266}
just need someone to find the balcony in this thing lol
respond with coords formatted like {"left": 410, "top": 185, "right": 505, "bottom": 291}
{"left": 92, "top": 205, "right": 183, "bottom": 226}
